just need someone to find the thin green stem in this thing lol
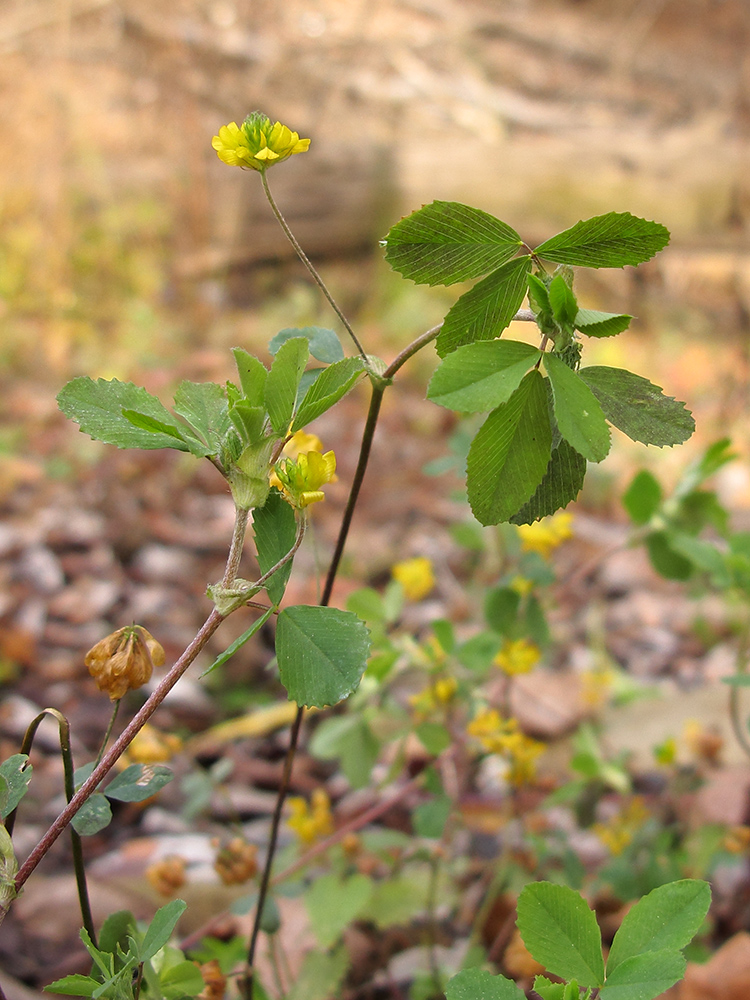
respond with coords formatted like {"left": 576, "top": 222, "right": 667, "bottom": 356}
{"left": 260, "top": 170, "right": 368, "bottom": 363}
{"left": 95, "top": 700, "right": 121, "bottom": 768}
{"left": 11, "top": 709, "right": 97, "bottom": 944}
{"left": 321, "top": 383, "right": 384, "bottom": 606}
{"left": 241, "top": 705, "right": 305, "bottom": 999}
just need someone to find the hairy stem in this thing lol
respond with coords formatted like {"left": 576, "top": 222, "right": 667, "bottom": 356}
{"left": 223, "top": 506, "right": 250, "bottom": 587}
{"left": 260, "top": 170, "right": 368, "bottom": 363}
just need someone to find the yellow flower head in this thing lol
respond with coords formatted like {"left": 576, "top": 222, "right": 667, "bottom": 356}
{"left": 287, "top": 788, "right": 334, "bottom": 845}
{"left": 517, "top": 512, "right": 574, "bottom": 559}
{"left": 212, "top": 112, "right": 310, "bottom": 171}
{"left": 271, "top": 449, "right": 336, "bottom": 509}
{"left": 392, "top": 556, "right": 435, "bottom": 601}
{"left": 85, "top": 625, "right": 165, "bottom": 702}
{"left": 493, "top": 638, "right": 541, "bottom": 676}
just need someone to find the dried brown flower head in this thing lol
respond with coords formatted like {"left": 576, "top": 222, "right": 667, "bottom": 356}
{"left": 85, "top": 625, "right": 165, "bottom": 701}
{"left": 213, "top": 837, "right": 258, "bottom": 886}
{"left": 145, "top": 855, "right": 186, "bottom": 897}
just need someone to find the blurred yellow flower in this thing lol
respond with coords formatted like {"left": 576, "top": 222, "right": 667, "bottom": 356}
{"left": 121, "top": 724, "right": 182, "bottom": 766}
{"left": 212, "top": 112, "right": 310, "bottom": 171}
{"left": 517, "top": 512, "right": 573, "bottom": 559}
{"left": 683, "top": 718, "right": 723, "bottom": 766}
{"left": 392, "top": 556, "right": 435, "bottom": 601}
{"left": 653, "top": 736, "right": 677, "bottom": 767}
{"left": 271, "top": 449, "right": 336, "bottom": 509}
{"left": 493, "top": 638, "right": 540, "bottom": 676}
{"left": 580, "top": 665, "right": 617, "bottom": 709}
{"left": 467, "top": 708, "right": 545, "bottom": 785}
{"left": 724, "top": 825, "right": 750, "bottom": 854}
{"left": 409, "top": 676, "right": 458, "bottom": 718}
{"left": 287, "top": 788, "right": 334, "bottom": 845}
{"left": 283, "top": 430, "right": 323, "bottom": 459}
{"left": 510, "top": 576, "right": 534, "bottom": 597}
{"left": 593, "top": 797, "right": 649, "bottom": 856}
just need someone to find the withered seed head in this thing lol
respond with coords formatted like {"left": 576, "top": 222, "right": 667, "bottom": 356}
{"left": 85, "top": 625, "right": 165, "bottom": 701}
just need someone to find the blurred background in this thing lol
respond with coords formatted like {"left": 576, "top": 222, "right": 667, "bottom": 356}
{"left": 1, "top": 0, "right": 750, "bottom": 668}
{"left": 1, "top": 0, "right": 749, "bottom": 392}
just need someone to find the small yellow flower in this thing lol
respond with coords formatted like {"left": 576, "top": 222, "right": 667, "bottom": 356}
{"left": 212, "top": 112, "right": 310, "bottom": 171}
{"left": 121, "top": 724, "right": 182, "bottom": 766}
{"left": 287, "top": 788, "right": 334, "bottom": 845}
{"left": 493, "top": 638, "right": 541, "bottom": 676}
{"left": 392, "top": 556, "right": 435, "bottom": 601}
{"left": 85, "top": 625, "right": 165, "bottom": 702}
{"left": 271, "top": 449, "right": 337, "bottom": 509}
{"left": 517, "top": 512, "right": 574, "bottom": 559}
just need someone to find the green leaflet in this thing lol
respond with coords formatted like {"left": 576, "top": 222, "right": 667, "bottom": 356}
{"left": 534, "top": 212, "right": 670, "bottom": 268}
{"left": 578, "top": 366, "right": 694, "bottom": 447}
{"left": 575, "top": 308, "right": 632, "bottom": 338}
{"left": 543, "top": 353, "right": 610, "bottom": 462}
{"left": 276, "top": 605, "right": 371, "bottom": 708}
{"left": 57, "top": 378, "right": 195, "bottom": 453}
{"left": 436, "top": 255, "right": 532, "bottom": 357}
{"left": 264, "top": 336, "right": 309, "bottom": 435}
{"left": 517, "top": 882, "right": 605, "bottom": 988}
{"left": 427, "top": 339, "right": 540, "bottom": 412}
{"left": 466, "top": 370, "right": 552, "bottom": 525}
{"left": 269, "top": 326, "right": 344, "bottom": 364}
{"left": 292, "top": 356, "right": 364, "bottom": 430}
{"left": 510, "top": 439, "right": 587, "bottom": 524}
{"left": 383, "top": 200, "right": 523, "bottom": 286}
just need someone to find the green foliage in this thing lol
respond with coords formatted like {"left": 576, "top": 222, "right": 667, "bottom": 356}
{"left": 253, "top": 490, "right": 298, "bottom": 604}
{"left": 383, "top": 201, "right": 523, "bottom": 286}
{"left": 578, "top": 368, "right": 694, "bottom": 447}
{"left": 45, "top": 900, "right": 196, "bottom": 999}
{"left": 517, "top": 882, "right": 605, "bottom": 987}
{"left": 533, "top": 212, "right": 670, "bottom": 268}
{"left": 276, "top": 605, "right": 371, "bottom": 707}
{"left": 435, "top": 255, "right": 532, "bottom": 356}
{"left": 466, "top": 370, "right": 552, "bottom": 525}
{"left": 0, "top": 754, "right": 32, "bottom": 818}
{"left": 70, "top": 763, "right": 174, "bottom": 836}
{"left": 427, "top": 339, "right": 540, "bottom": 412}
